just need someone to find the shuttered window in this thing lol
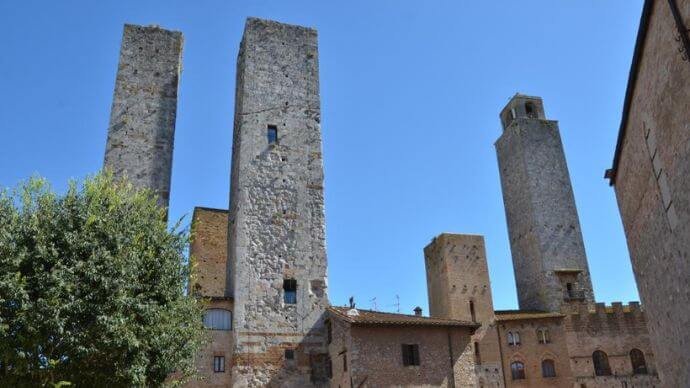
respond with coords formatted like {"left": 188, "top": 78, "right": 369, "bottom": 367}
{"left": 401, "top": 344, "right": 420, "bottom": 366}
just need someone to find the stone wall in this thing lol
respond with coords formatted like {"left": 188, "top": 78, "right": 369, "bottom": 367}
{"left": 103, "top": 24, "right": 182, "bottom": 209}
{"left": 424, "top": 233, "right": 504, "bottom": 387}
{"left": 610, "top": 0, "right": 690, "bottom": 386}
{"left": 562, "top": 302, "right": 659, "bottom": 387}
{"left": 495, "top": 95, "right": 594, "bottom": 312}
{"left": 228, "top": 18, "right": 329, "bottom": 387}
{"left": 496, "top": 316, "right": 573, "bottom": 388}
{"left": 348, "top": 324, "right": 476, "bottom": 387}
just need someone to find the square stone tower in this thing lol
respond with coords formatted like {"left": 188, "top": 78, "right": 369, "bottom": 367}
{"left": 103, "top": 24, "right": 183, "bottom": 209}
{"left": 228, "top": 18, "right": 329, "bottom": 386}
{"left": 424, "top": 233, "right": 504, "bottom": 387}
{"left": 495, "top": 94, "right": 594, "bottom": 312}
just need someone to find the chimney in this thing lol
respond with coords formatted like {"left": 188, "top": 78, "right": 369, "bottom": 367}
{"left": 414, "top": 306, "right": 422, "bottom": 316}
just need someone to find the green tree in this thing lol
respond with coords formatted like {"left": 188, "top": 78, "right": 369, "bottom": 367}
{"left": 0, "top": 173, "right": 205, "bottom": 387}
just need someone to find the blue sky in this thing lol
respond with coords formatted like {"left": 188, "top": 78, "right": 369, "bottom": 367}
{"left": 0, "top": 1, "right": 644, "bottom": 313}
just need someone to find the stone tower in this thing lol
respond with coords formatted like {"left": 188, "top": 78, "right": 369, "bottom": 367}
{"left": 103, "top": 24, "right": 183, "bottom": 209}
{"left": 495, "top": 94, "right": 594, "bottom": 312}
{"left": 228, "top": 18, "right": 329, "bottom": 386}
{"left": 424, "top": 233, "right": 503, "bottom": 387}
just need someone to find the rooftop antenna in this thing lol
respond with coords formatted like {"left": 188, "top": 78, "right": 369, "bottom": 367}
{"left": 395, "top": 294, "right": 400, "bottom": 313}
{"left": 370, "top": 297, "right": 377, "bottom": 311}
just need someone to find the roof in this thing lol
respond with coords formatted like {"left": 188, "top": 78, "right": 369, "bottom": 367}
{"left": 607, "top": 0, "right": 654, "bottom": 185}
{"left": 327, "top": 307, "right": 480, "bottom": 328}
{"left": 494, "top": 310, "right": 564, "bottom": 321}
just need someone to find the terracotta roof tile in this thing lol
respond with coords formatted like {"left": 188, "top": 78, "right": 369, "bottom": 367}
{"left": 327, "top": 307, "right": 479, "bottom": 328}
{"left": 494, "top": 309, "right": 564, "bottom": 321}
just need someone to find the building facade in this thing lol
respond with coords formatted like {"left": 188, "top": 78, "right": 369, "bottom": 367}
{"left": 606, "top": 1, "right": 690, "bottom": 387}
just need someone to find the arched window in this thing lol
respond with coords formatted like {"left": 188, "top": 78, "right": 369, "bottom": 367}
{"left": 592, "top": 350, "right": 611, "bottom": 376}
{"left": 630, "top": 349, "right": 648, "bottom": 374}
{"left": 507, "top": 331, "right": 521, "bottom": 346}
{"left": 542, "top": 359, "right": 556, "bottom": 377}
{"left": 511, "top": 361, "right": 526, "bottom": 380}
{"left": 537, "top": 328, "right": 550, "bottom": 344}
{"left": 203, "top": 309, "right": 232, "bottom": 330}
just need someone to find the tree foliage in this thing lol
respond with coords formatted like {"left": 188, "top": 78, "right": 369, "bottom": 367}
{"left": 0, "top": 173, "right": 205, "bottom": 387}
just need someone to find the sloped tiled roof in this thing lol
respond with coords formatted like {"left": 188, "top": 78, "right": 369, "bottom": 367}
{"left": 494, "top": 309, "right": 564, "bottom": 321}
{"left": 327, "top": 306, "right": 479, "bottom": 328}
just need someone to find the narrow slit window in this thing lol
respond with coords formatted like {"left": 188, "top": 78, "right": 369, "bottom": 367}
{"left": 283, "top": 279, "right": 297, "bottom": 304}
{"left": 469, "top": 300, "right": 476, "bottom": 322}
{"left": 267, "top": 125, "right": 278, "bottom": 145}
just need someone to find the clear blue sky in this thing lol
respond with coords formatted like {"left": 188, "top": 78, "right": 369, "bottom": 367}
{"left": 0, "top": 1, "right": 644, "bottom": 313}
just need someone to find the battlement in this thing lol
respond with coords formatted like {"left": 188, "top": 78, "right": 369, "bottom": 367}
{"left": 569, "top": 301, "right": 643, "bottom": 317}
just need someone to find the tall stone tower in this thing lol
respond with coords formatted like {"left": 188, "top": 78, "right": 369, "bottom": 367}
{"left": 424, "top": 233, "right": 503, "bottom": 387}
{"left": 228, "top": 18, "right": 329, "bottom": 386}
{"left": 104, "top": 24, "right": 183, "bottom": 209}
{"left": 495, "top": 94, "right": 594, "bottom": 312}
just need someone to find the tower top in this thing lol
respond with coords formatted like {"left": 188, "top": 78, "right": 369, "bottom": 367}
{"left": 499, "top": 93, "right": 546, "bottom": 130}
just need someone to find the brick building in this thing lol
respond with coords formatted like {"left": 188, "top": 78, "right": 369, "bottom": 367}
{"left": 99, "top": 13, "right": 673, "bottom": 388}
{"left": 605, "top": 0, "right": 690, "bottom": 386}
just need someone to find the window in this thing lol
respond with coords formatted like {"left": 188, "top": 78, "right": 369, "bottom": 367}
{"left": 283, "top": 279, "right": 297, "bottom": 304}
{"left": 326, "top": 320, "right": 332, "bottom": 344}
{"left": 508, "top": 331, "right": 520, "bottom": 346}
{"left": 525, "top": 102, "right": 536, "bottom": 118}
{"left": 469, "top": 300, "right": 476, "bottom": 322}
{"left": 267, "top": 125, "right": 278, "bottom": 144}
{"left": 592, "top": 350, "right": 612, "bottom": 376}
{"left": 343, "top": 353, "right": 347, "bottom": 371}
{"left": 213, "top": 356, "right": 225, "bottom": 373}
{"left": 542, "top": 359, "right": 556, "bottom": 377}
{"left": 511, "top": 361, "right": 526, "bottom": 380}
{"left": 326, "top": 356, "right": 333, "bottom": 379}
{"left": 285, "top": 349, "right": 295, "bottom": 360}
{"left": 566, "top": 283, "right": 574, "bottom": 297}
{"left": 401, "top": 344, "right": 420, "bottom": 366}
{"left": 630, "top": 349, "right": 648, "bottom": 374}
{"left": 203, "top": 309, "right": 232, "bottom": 330}
{"left": 537, "top": 328, "right": 550, "bottom": 344}
{"left": 474, "top": 342, "right": 481, "bottom": 364}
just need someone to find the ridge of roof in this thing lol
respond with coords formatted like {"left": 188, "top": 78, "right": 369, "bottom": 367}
{"left": 327, "top": 306, "right": 479, "bottom": 328}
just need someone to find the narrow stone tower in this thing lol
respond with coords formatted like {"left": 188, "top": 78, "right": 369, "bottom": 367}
{"left": 495, "top": 94, "right": 594, "bottom": 312}
{"left": 103, "top": 24, "right": 183, "bottom": 209}
{"left": 424, "top": 233, "right": 503, "bottom": 387}
{"left": 228, "top": 18, "right": 329, "bottom": 386}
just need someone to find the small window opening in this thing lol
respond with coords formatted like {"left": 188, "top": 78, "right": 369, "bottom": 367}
{"left": 566, "top": 283, "right": 574, "bottom": 298}
{"left": 267, "top": 125, "right": 278, "bottom": 145}
{"left": 401, "top": 344, "right": 420, "bottom": 366}
{"left": 525, "top": 102, "right": 536, "bottom": 118}
{"left": 593, "top": 350, "right": 612, "bottom": 376}
{"left": 469, "top": 300, "right": 476, "bottom": 322}
{"left": 474, "top": 342, "right": 481, "bottom": 364}
{"left": 285, "top": 349, "right": 295, "bottom": 360}
{"left": 326, "top": 320, "right": 333, "bottom": 344}
{"left": 537, "top": 328, "right": 550, "bottom": 344}
{"left": 343, "top": 353, "right": 347, "bottom": 371}
{"left": 630, "top": 348, "right": 648, "bottom": 374}
{"left": 542, "top": 359, "right": 556, "bottom": 377}
{"left": 508, "top": 331, "right": 521, "bottom": 346}
{"left": 511, "top": 361, "right": 525, "bottom": 380}
{"left": 213, "top": 356, "right": 225, "bottom": 373}
{"left": 283, "top": 279, "right": 297, "bottom": 304}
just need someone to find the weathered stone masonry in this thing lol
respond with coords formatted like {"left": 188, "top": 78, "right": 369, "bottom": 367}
{"left": 228, "top": 18, "right": 329, "bottom": 387}
{"left": 495, "top": 95, "right": 594, "bottom": 312}
{"left": 104, "top": 24, "right": 183, "bottom": 209}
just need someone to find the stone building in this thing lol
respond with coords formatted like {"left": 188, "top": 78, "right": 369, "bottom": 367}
{"left": 103, "top": 24, "right": 183, "bottom": 210}
{"left": 100, "top": 16, "right": 671, "bottom": 388}
{"left": 605, "top": 0, "right": 690, "bottom": 386}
